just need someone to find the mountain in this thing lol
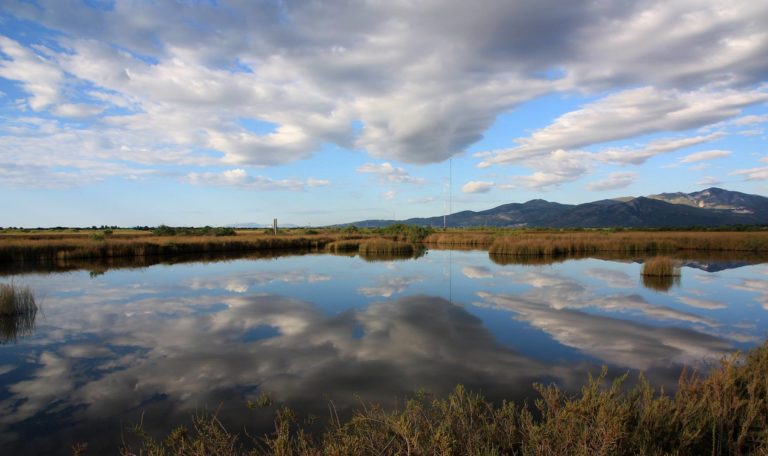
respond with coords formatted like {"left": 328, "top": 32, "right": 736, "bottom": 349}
{"left": 649, "top": 187, "right": 768, "bottom": 218}
{"left": 343, "top": 188, "right": 768, "bottom": 228}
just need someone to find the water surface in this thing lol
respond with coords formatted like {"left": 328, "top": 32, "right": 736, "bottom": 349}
{"left": 1, "top": 250, "right": 766, "bottom": 454}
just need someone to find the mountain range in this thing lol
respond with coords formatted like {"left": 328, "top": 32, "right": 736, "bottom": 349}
{"left": 345, "top": 188, "right": 768, "bottom": 228}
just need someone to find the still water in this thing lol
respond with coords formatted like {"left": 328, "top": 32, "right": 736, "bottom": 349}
{"left": 1, "top": 250, "right": 767, "bottom": 454}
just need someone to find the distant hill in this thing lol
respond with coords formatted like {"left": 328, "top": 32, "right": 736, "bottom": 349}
{"left": 343, "top": 188, "right": 768, "bottom": 228}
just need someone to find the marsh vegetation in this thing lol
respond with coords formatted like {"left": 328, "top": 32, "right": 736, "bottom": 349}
{"left": 3, "top": 227, "right": 768, "bottom": 266}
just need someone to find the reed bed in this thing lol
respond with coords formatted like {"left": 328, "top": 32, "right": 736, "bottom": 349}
{"left": 487, "top": 231, "right": 768, "bottom": 257}
{"left": 0, "top": 233, "right": 367, "bottom": 264}
{"left": 642, "top": 257, "right": 681, "bottom": 277}
{"left": 124, "top": 340, "right": 768, "bottom": 456}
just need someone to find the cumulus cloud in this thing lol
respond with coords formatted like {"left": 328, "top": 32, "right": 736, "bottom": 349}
{"left": 461, "top": 181, "right": 495, "bottom": 194}
{"left": 0, "top": 0, "right": 767, "bottom": 188}
{"left": 585, "top": 172, "right": 636, "bottom": 191}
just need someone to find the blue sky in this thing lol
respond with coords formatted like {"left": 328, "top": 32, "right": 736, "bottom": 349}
{"left": 0, "top": 0, "right": 767, "bottom": 227}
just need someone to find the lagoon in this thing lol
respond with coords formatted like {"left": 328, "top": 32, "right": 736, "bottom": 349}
{"left": 1, "top": 249, "right": 766, "bottom": 454}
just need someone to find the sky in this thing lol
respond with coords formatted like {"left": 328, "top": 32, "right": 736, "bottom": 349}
{"left": 0, "top": 0, "right": 767, "bottom": 227}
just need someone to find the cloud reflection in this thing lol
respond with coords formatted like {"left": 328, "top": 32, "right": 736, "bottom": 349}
{"left": 476, "top": 291, "right": 732, "bottom": 370}
{"left": 0, "top": 293, "right": 552, "bottom": 454}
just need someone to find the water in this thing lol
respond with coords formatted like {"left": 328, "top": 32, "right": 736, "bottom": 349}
{"left": 1, "top": 250, "right": 766, "bottom": 454}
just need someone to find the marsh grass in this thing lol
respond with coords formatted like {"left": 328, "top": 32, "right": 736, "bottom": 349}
{"left": 123, "top": 341, "right": 768, "bottom": 456}
{"left": 0, "top": 283, "right": 37, "bottom": 343}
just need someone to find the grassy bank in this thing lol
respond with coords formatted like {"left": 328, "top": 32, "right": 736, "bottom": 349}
{"left": 124, "top": 341, "right": 768, "bottom": 456}
{"left": 3, "top": 228, "right": 768, "bottom": 264}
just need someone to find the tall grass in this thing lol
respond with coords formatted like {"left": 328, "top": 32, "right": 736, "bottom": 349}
{"left": 0, "top": 283, "right": 37, "bottom": 343}
{"left": 124, "top": 341, "right": 768, "bottom": 456}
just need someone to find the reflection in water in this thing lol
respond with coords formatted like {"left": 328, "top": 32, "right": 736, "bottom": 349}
{"left": 475, "top": 291, "right": 731, "bottom": 370}
{"left": 0, "top": 293, "right": 551, "bottom": 454}
{"left": 0, "top": 251, "right": 766, "bottom": 455}
{"left": 642, "top": 273, "right": 681, "bottom": 292}
{"left": 0, "top": 310, "right": 37, "bottom": 344}
{"left": 0, "top": 283, "right": 38, "bottom": 344}
{"left": 358, "top": 247, "right": 427, "bottom": 262}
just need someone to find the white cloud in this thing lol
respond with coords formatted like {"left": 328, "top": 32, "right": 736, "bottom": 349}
{"left": 306, "top": 177, "right": 331, "bottom": 188}
{"left": 356, "top": 162, "right": 425, "bottom": 185}
{"left": 731, "top": 166, "right": 768, "bottom": 181}
{"left": 697, "top": 176, "right": 722, "bottom": 187}
{"left": 0, "top": 0, "right": 766, "bottom": 190}
{"left": 0, "top": 36, "right": 63, "bottom": 110}
{"left": 596, "top": 133, "right": 725, "bottom": 166}
{"left": 679, "top": 149, "right": 732, "bottom": 164}
{"left": 383, "top": 190, "right": 396, "bottom": 200}
{"left": 479, "top": 88, "right": 765, "bottom": 167}
{"left": 461, "top": 181, "right": 495, "bottom": 194}
{"left": 585, "top": 172, "right": 636, "bottom": 191}
{"left": 731, "top": 114, "right": 768, "bottom": 126}
{"left": 183, "top": 169, "right": 325, "bottom": 190}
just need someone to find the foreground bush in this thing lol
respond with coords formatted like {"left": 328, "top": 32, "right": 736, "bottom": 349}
{"left": 123, "top": 342, "right": 768, "bottom": 456}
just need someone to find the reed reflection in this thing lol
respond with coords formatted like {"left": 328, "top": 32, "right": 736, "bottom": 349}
{"left": 0, "top": 283, "right": 37, "bottom": 344}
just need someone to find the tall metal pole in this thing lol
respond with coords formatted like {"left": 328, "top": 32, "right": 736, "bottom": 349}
{"left": 448, "top": 158, "right": 452, "bottom": 228}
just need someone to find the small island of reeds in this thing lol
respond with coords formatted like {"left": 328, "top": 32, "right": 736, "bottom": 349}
{"left": 641, "top": 256, "right": 681, "bottom": 277}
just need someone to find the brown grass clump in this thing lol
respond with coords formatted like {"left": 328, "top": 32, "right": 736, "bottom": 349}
{"left": 123, "top": 341, "right": 768, "bottom": 456}
{"left": 641, "top": 257, "right": 681, "bottom": 277}
{"left": 358, "top": 239, "right": 414, "bottom": 255}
